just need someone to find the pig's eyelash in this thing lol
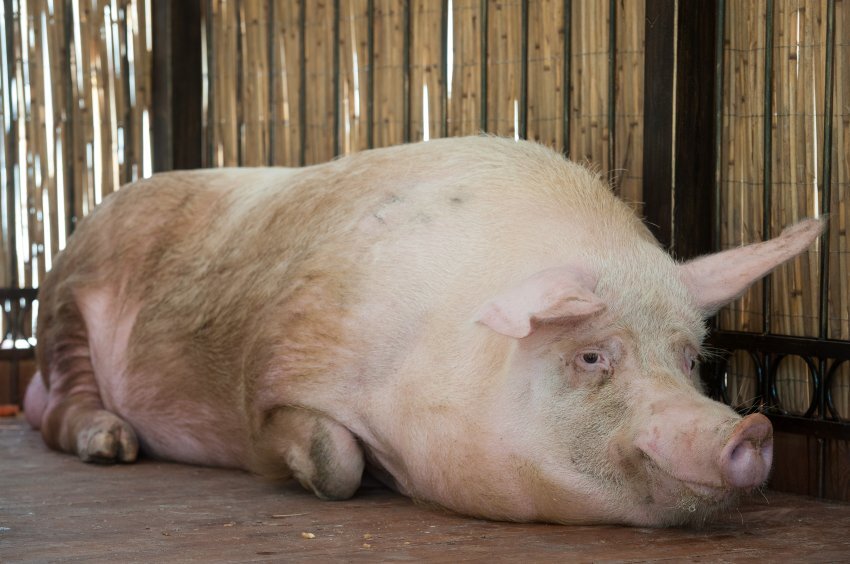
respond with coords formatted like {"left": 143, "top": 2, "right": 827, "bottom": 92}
{"left": 699, "top": 346, "right": 723, "bottom": 362}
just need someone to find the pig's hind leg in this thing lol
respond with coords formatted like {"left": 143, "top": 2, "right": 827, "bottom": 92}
{"left": 252, "top": 407, "right": 365, "bottom": 500}
{"left": 38, "top": 298, "right": 139, "bottom": 463}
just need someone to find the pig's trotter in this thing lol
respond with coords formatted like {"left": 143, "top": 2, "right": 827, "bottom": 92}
{"left": 43, "top": 400, "right": 139, "bottom": 464}
{"left": 75, "top": 410, "right": 139, "bottom": 463}
{"left": 41, "top": 390, "right": 140, "bottom": 463}
{"left": 254, "top": 407, "right": 365, "bottom": 501}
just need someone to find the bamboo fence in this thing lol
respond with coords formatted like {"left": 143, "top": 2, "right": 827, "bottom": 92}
{"left": 718, "top": 0, "right": 769, "bottom": 336}
{"left": 2, "top": 0, "right": 848, "bottom": 418}
{"left": 718, "top": 0, "right": 848, "bottom": 418}
{"left": 201, "top": 0, "right": 643, "bottom": 195}
{"left": 0, "top": 0, "right": 153, "bottom": 346}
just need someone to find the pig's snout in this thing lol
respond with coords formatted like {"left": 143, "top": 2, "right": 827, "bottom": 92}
{"left": 719, "top": 413, "right": 773, "bottom": 489}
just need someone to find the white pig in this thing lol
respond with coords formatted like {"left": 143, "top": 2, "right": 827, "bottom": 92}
{"left": 24, "top": 136, "right": 822, "bottom": 526}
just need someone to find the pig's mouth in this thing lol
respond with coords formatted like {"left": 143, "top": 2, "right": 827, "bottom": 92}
{"left": 678, "top": 478, "right": 729, "bottom": 499}
{"left": 634, "top": 413, "right": 773, "bottom": 518}
{"left": 637, "top": 449, "right": 741, "bottom": 510}
{"left": 630, "top": 456, "right": 743, "bottom": 526}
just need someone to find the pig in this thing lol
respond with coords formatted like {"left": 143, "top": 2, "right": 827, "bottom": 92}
{"left": 24, "top": 136, "right": 822, "bottom": 526}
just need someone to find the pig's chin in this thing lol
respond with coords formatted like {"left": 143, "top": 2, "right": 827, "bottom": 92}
{"left": 638, "top": 464, "right": 743, "bottom": 527}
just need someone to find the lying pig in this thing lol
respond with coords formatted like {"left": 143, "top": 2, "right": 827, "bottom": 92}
{"left": 24, "top": 136, "right": 822, "bottom": 526}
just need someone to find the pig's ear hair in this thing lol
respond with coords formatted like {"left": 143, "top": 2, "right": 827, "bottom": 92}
{"left": 679, "top": 217, "right": 825, "bottom": 315}
{"left": 475, "top": 266, "right": 606, "bottom": 339}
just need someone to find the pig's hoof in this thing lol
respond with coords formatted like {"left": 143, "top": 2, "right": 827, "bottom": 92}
{"left": 76, "top": 413, "right": 139, "bottom": 463}
{"left": 287, "top": 417, "right": 364, "bottom": 500}
{"left": 291, "top": 429, "right": 364, "bottom": 501}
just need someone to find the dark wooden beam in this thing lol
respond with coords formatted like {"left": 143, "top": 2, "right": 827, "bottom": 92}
{"left": 672, "top": 0, "right": 717, "bottom": 260}
{"left": 642, "top": 0, "right": 716, "bottom": 259}
{"left": 152, "top": 0, "right": 203, "bottom": 172}
{"left": 642, "top": 0, "right": 675, "bottom": 248}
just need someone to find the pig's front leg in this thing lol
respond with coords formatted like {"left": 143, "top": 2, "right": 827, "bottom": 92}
{"left": 252, "top": 407, "right": 365, "bottom": 501}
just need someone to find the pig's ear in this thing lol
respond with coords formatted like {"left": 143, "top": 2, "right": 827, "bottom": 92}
{"left": 679, "top": 218, "right": 825, "bottom": 315}
{"left": 476, "top": 267, "right": 605, "bottom": 339}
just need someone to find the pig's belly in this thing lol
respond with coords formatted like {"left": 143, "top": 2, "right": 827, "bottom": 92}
{"left": 78, "top": 288, "right": 248, "bottom": 468}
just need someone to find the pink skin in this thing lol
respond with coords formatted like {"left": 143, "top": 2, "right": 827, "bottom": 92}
{"left": 24, "top": 372, "right": 47, "bottom": 429}
{"left": 476, "top": 237, "right": 815, "bottom": 525}
{"left": 633, "top": 390, "right": 773, "bottom": 493}
{"left": 720, "top": 414, "right": 773, "bottom": 489}
{"left": 21, "top": 137, "right": 824, "bottom": 527}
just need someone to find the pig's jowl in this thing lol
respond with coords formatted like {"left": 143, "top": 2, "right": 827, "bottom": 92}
{"left": 24, "top": 137, "right": 823, "bottom": 526}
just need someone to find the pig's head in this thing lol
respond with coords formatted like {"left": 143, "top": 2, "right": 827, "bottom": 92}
{"left": 474, "top": 218, "right": 824, "bottom": 526}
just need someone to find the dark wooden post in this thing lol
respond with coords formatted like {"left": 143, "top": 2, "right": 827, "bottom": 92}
{"left": 642, "top": 0, "right": 717, "bottom": 260}
{"left": 152, "top": 0, "right": 204, "bottom": 172}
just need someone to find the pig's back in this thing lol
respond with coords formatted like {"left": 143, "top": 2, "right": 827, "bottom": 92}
{"left": 38, "top": 137, "right": 644, "bottom": 467}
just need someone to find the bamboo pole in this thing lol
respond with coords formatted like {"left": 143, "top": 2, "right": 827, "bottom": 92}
{"left": 447, "top": 0, "right": 482, "bottom": 137}
{"left": 269, "top": 0, "right": 302, "bottom": 166}
{"left": 132, "top": 0, "right": 153, "bottom": 181}
{"left": 23, "top": 0, "right": 44, "bottom": 289}
{"left": 68, "top": 0, "right": 93, "bottom": 222}
{"left": 410, "top": 0, "right": 444, "bottom": 142}
{"left": 372, "top": 0, "right": 405, "bottom": 148}
{"left": 526, "top": 0, "right": 565, "bottom": 150}
{"left": 614, "top": 0, "right": 644, "bottom": 213}
{"left": 569, "top": 0, "right": 609, "bottom": 172}
{"left": 0, "top": 3, "right": 10, "bottom": 288}
{"left": 487, "top": 0, "right": 523, "bottom": 138}
{"left": 303, "top": 0, "right": 335, "bottom": 164}
{"left": 207, "top": 0, "right": 239, "bottom": 166}
{"left": 241, "top": 0, "right": 270, "bottom": 166}
{"left": 339, "top": 0, "right": 370, "bottom": 155}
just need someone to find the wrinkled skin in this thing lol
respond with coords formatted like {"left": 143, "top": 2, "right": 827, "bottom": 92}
{"left": 24, "top": 137, "right": 822, "bottom": 526}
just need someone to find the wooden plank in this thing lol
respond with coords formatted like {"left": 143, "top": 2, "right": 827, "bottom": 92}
{"left": 671, "top": 0, "right": 716, "bottom": 261}
{"left": 769, "top": 431, "right": 820, "bottom": 497}
{"left": 826, "top": 439, "right": 850, "bottom": 500}
{"left": 3, "top": 416, "right": 850, "bottom": 560}
{"left": 642, "top": 0, "right": 716, "bottom": 258}
{"left": 152, "top": 0, "right": 203, "bottom": 171}
{"left": 641, "top": 0, "right": 675, "bottom": 249}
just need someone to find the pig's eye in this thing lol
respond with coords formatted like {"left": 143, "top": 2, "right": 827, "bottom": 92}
{"left": 582, "top": 352, "right": 600, "bottom": 364}
{"left": 683, "top": 349, "right": 699, "bottom": 374}
{"left": 575, "top": 350, "right": 610, "bottom": 371}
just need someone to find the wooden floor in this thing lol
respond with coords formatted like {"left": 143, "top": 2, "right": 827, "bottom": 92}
{"left": 3, "top": 416, "right": 850, "bottom": 563}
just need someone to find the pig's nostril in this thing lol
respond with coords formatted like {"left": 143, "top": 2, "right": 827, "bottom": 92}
{"left": 720, "top": 413, "right": 774, "bottom": 489}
